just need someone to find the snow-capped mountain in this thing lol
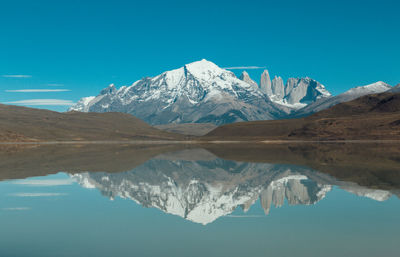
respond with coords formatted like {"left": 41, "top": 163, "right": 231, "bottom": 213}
{"left": 70, "top": 59, "right": 393, "bottom": 124}
{"left": 292, "top": 81, "right": 392, "bottom": 117}
{"left": 69, "top": 96, "right": 95, "bottom": 112}
{"left": 70, "top": 59, "right": 288, "bottom": 125}
{"left": 69, "top": 149, "right": 393, "bottom": 225}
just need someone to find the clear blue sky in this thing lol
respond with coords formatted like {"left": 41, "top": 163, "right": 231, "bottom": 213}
{"left": 1, "top": 0, "right": 399, "bottom": 111}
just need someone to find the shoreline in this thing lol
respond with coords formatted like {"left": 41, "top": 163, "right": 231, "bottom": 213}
{"left": 1, "top": 139, "right": 400, "bottom": 145}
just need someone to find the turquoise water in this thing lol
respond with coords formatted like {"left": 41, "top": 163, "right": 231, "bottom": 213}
{"left": 0, "top": 153, "right": 399, "bottom": 257}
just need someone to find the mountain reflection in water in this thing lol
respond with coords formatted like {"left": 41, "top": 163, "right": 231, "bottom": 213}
{"left": 68, "top": 148, "right": 396, "bottom": 225}
{"left": 1, "top": 144, "right": 399, "bottom": 257}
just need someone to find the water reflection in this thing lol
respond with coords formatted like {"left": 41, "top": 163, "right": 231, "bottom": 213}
{"left": 2, "top": 144, "right": 400, "bottom": 257}
{"left": 66, "top": 148, "right": 396, "bottom": 224}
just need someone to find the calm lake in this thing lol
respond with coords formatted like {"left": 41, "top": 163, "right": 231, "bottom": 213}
{"left": 0, "top": 143, "right": 399, "bottom": 257}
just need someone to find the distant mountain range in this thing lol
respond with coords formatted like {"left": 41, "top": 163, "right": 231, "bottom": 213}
{"left": 1, "top": 90, "right": 399, "bottom": 142}
{"left": 70, "top": 59, "right": 394, "bottom": 125}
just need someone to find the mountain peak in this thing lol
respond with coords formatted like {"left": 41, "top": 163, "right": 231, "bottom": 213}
{"left": 388, "top": 83, "right": 400, "bottom": 93}
{"left": 172, "top": 59, "right": 234, "bottom": 84}
{"left": 184, "top": 59, "right": 221, "bottom": 73}
{"left": 239, "top": 70, "right": 250, "bottom": 78}
{"left": 100, "top": 84, "right": 116, "bottom": 95}
{"left": 260, "top": 69, "right": 272, "bottom": 94}
{"left": 345, "top": 81, "right": 391, "bottom": 95}
{"left": 239, "top": 71, "right": 258, "bottom": 88}
{"left": 261, "top": 69, "right": 269, "bottom": 75}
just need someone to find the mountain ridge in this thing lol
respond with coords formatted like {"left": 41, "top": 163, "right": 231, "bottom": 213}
{"left": 70, "top": 59, "right": 291, "bottom": 125}
{"left": 70, "top": 59, "right": 395, "bottom": 125}
{"left": 70, "top": 60, "right": 332, "bottom": 125}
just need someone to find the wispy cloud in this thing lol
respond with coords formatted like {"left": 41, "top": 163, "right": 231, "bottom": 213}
{"left": 46, "top": 83, "right": 64, "bottom": 87}
{"left": 12, "top": 179, "right": 75, "bottom": 186}
{"left": 225, "top": 215, "right": 265, "bottom": 218}
{"left": 9, "top": 193, "right": 68, "bottom": 197}
{"left": 224, "top": 66, "right": 266, "bottom": 70}
{"left": 5, "top": 89, "right": 70, "bottom": 93}
{"left": 5, "top": 99, "right": 74, "bottom": 106}
{"left": 2, "top": 75, "right": 32, "bottom": 78}
{"left": 2, "top": 207, "right": 31, "bottom": 211}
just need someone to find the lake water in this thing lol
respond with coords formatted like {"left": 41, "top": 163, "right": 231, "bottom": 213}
{"left": 0, "top": 144, "right": 399, "bottom": 257}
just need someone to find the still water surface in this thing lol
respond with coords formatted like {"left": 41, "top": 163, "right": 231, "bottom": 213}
{"left": 0, "top": 145, "right": 399, "bottom": 257}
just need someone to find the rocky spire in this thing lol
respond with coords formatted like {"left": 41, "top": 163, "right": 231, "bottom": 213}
{"left": 271, "top": 76, "right": 285, "bottom": 100}
{"left": 239, "top": 71, "right": 258, "bottom": 88}
{"left": 260, "top": 70, "right": 272, "bottom": 95}
{"left": 285, "top": 78, "right": 297, "bottom": 96}
{"left": 284, "top": 78, "right": 330, "bottom": 105}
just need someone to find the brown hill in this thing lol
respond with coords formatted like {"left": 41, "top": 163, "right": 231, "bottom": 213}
{"left": 204, "top": 92, "right": 400, "bottom": 141}
{"left": 155, "top": 123, "right": 217, "bottom": 136}
{"left": 0, "top": 104, "right": 184, "bottom": 142}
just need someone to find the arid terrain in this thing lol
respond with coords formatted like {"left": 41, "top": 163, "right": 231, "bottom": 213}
{"left": 204, "top": 92, "right": 400, "bottom": 141}
{"left": 155, "top": 123, "right": 217, "bottom": 136}
{"left": 0, "top": 104, "right": 185, "bottom": 142}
